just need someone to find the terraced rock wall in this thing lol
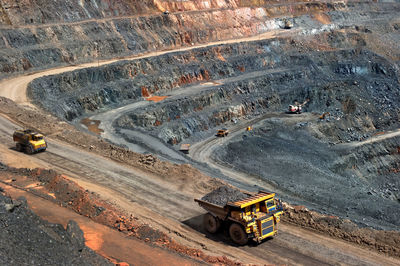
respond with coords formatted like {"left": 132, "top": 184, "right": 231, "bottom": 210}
{"left": 113, "top": 47, "right": 400, "bottom": 144}
{"left": 28, "top": 29, "right": 400, "bottom": 145}
{"left": 0, "top": 0, "right": 157, "bottom": 25}
{"left": 335, "top": 136, "right": 400, "bottom": 190}
{"left": 28, "top": 37, "right": 306, "bottom": 120}
{"left": 0, "top": 0, "right": 353, "bottom": 77}
{"left": 0, "top": 0, "right": 342, "bottom": 26}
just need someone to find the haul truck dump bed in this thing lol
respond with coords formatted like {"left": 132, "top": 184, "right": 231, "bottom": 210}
{"left": 195, "top": 186, "right": 283, "bottom": 245}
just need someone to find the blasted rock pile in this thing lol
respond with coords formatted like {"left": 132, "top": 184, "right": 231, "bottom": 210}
{"left": 201, "top": 186, "right": 249, "bottom": 206}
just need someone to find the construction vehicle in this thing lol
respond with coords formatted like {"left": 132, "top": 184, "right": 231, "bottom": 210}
{"left": 246, "top": 126, "right": 253, "bottom": 131}
{"left": 288, "top": 99, "right": 309, "bottom": 114}
{"left": 319, "top": 112, "right": 330, "bottom": 120}
{"left": 284, "top": 19, "right": 293, "bottom": 29}
{"left": 216, "top": 128, "right": 229, "bottom": 137}
{"left": 195, "top": 190, "right": 283, "bottom": 245}
{"left": 13, "top": 129, "right": 47, "bottom": 154}
{"left": 179, "top": 143, "right": 190, "bottom": 154}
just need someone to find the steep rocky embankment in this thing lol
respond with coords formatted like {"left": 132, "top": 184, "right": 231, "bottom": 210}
{"left": 0, "top": 0, "right": 368, "bottom": 78}
{"left": 28, "top": 28, "right": 400, "bottom": 144}
{"left": 0, "top": 183, "right": 111, "bottom": 265}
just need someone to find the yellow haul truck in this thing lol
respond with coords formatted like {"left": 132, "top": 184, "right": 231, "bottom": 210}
{"left": 216, "top": 128, "right": 229, "bottom": 137}
{"left": 195, "top": 190, "right": 283, "bottom": 245}
{"left": 13, "top": 129, "right": 47, "bottom": 154}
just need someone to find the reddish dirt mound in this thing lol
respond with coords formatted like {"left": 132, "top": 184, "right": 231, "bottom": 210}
{"left": 311, "top": 13, "right": 331, "bottom": 24}
{"left": 141, "top": 86, "right": 151, "bottom": 97}
{"left": 0, "top": 165, "right": 241, "bottom": 265}
{"left": 80, "top": 118, "right": 104, "bottom": 135}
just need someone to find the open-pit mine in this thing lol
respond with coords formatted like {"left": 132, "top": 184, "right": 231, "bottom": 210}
{"left": 0, "top": 0, "right": 400, "bottom": 265}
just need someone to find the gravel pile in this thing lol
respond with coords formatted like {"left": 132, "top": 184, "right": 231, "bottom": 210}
{"left": 0, "top": 193, "right": 111, "bottom": 265}
{"left": 201, "top": 186, "right": 249, "bottom": 206}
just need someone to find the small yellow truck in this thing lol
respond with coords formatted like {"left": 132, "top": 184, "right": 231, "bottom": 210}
{"left": 216, "top": 128, "right": 229, "bottom": 137}
{"left": 13, "top": 129, "right": 47, "bottom": 154}
{"left": 195, "top": 188, "right": 283, "bottom": 245}
{"left": 179, "top": 143, "right": 190, "bottom": 154}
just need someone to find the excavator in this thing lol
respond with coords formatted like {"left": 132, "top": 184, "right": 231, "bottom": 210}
{"left": 216, "top": 128, "right": 229, "bottom": 137}
{"left": 288, "top": 99, "right": 309, "bottom": 114}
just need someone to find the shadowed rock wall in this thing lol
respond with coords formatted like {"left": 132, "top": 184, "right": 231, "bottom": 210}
{"left": 28, "top": 31, "right": 400, "bottom": 144}
{"left": 0, "top": 0, "right": 351, "bottom": 77}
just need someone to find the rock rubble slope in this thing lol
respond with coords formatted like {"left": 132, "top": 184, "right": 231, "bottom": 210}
{"left": 0, "top": 190, "right": 111, "bottom": 265}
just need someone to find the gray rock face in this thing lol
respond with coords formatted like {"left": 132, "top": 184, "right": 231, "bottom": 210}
{"left": 2, "top": 1, "right": 399, "bottom": 78}
{"left": 66, "top": 220, "right": 85, "bottom": 252}
{"left": 0, "top": 0, "right": 156, "bottom": 26}
{"left": 0, "top": 3, "right": 285, "bottom": 78}
{"left": 0, "top": 194, "right": 112, "bottom": 265}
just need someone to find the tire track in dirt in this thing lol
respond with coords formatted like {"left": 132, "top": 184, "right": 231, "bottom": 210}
{"left": 31, "top": 149, "right": 198, "bottom": 221}
{"left": 0, "top": 116, "right": 198, "bottom": 220}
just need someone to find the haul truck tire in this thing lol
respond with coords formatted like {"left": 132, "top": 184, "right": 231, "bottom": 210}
{"left": 26, "top": 144, "right": 34, "bottom": 154}
{"left": 16, "top": 143, "right": 23, "bottom": 152}
{"left": 229, "top": 223, "right": 248, "bottom": 245}
{"left": 203, "top": 213, "right": 220, "bottom": 233}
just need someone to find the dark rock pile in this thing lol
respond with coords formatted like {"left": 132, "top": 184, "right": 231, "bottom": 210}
{"left": 201, "top": 186, "right": 249, "bottom": 206}
{"left": 0, "top": 194, "right": 111, "bottom": 265}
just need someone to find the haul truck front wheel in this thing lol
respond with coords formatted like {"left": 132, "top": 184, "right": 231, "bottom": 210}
{"left": 229, "top": 223, "right": 248, "bottom": 245}
{"left": 26, "top": 144, "right": 34, "bottom": 154}
{"left": 203, "top": 213, "right": 220, "bottom": 233}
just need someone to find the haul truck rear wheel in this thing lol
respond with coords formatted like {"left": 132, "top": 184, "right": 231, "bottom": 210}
{"left": 229, "top": 223, "right": 248, "bottom": 245}
{"left": 16, "top": 143, "right": 23, "bottom": 152}
{"left": 203, "top": 213, "right": 220, "bottom": 233}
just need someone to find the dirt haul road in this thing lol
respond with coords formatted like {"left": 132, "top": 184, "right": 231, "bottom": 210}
{"left": 0, "top": 32, "right": 399, "bottom": 264}
{"left": 189, "top": 113, "right": 316, "bottom": 193}
{"left": 1, "top": 115, "right": 400, "bottom": 265}
{"left": 2, "top": 112, "right": 400, "bottom": 265}
{"left": 86, "top": 67, "right": 293, "bottom": 163}
{"left": 0, "top": 29, "right": 289, "bottom": 105}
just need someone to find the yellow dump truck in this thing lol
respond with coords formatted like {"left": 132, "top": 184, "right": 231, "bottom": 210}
{"left": 13, "top": 129, "right": 47, "bottom": 154}
{"left": 179, "top": 144, "right": 190, "bottom": 154}
{"left": 195, "top": 189, "right": 283, "bottom": 245}
{"left": 216, "top": 128, "right": 229, "bottom": 137}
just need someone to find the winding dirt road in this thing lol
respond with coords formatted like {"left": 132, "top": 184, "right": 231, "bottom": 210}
{"left": 1, "top": 113, "right": 399, "bottom": 265}
{"left": 0, "top": 28, "right": 289, "bottom": 105}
